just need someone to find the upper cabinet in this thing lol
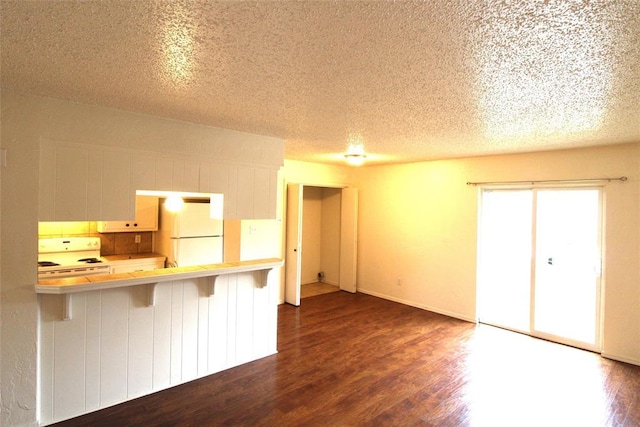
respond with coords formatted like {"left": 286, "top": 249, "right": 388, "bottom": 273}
{"left": 97, "top": 195, "right": 159, "bottom": 232}
{"left": 38, "top": 141, "right": 279, "bottom": 222}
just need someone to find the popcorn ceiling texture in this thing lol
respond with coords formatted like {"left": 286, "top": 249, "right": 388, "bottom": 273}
{"left": 1, "top": 1, "right": 638, "bottom": 165}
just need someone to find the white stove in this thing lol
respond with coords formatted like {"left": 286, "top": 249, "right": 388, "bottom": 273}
{"left": 38, "top": 237, "right": 111, "bottom": 279}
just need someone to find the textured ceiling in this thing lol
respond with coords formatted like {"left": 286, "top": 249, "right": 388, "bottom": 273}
{"left": 1, "top": 1, "right": 639, "bottom": 166}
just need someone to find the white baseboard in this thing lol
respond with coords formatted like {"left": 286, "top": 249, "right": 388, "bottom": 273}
{"left": 601, "top": 352, "right": 640, "bottom": 367}
{"left": 301, "top": 280, "right": 339, "bottom": 287}
{"left": 357, "top": 287, "right": 476, "bottom": 324}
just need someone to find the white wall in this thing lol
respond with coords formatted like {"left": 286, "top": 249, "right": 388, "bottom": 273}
{"left": 0, "top": 91, "right": 284, "bottom": 426}
{"left": 351, "top": 144, "right": 640, "bottom": 365}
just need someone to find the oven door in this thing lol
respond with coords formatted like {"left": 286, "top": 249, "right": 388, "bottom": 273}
{"left": 38, "top": 264, "right": 111, "bottom": 280}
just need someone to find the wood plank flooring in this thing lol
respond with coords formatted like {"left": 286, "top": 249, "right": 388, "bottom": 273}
{"left": 53, "top": 292, "right": 640, "bottom": 426}
{"left": 301, "top": 281, "right": 340, "bottom": 298}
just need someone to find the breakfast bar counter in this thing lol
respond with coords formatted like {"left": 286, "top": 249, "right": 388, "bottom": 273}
{"left": 36, "top": 258, "right": 284, "bottom": 320}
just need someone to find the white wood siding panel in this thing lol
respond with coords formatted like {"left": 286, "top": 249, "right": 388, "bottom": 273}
{"left": 152, "top": 282, "right": 172, "bottom": 390}
{"left": 181, "top": 280, "right": 199, "bottom": 382}
{"left": 55, "top": 146, "right": 89, "bottom": 221}
{"left": 39, "top": 144, "right": 57, "bottom": 220}
{"left": 101, "top": 151, "right": 132, "bottom": 221}
{"left": 209, "top": 162, "right": 230, "bottom": 196}
{"left": 268, "top": 168, "right": 278, "bottom": 220}
{"left": 236, "top": 166, "right": 255, "bottom": 220}
{"left": 85, "top": 292, "right": 102, "bottom": 412}
{"left": 182, "top": 160, "right": 201, "bottom": 193}
{"left": 155, "top": 158, "right": 173, "bottom": 192}
{"left": 99, "top": 289, "right": 129, "bottom": 407}
{"left": 253, "top": 274, "right": 271, "bottom": 358}
{"left": 197, "top": 279, "right": 210, "bottom": 377}
{"left": 208, "top": 275, "right": 229, "bottom": 374}
{"left": 198, "top": 161, "right": 211, "bottom": 193}
{"left": 39, "top": 142, "right": 280, "bottom": 222}
{"left": 53, "top": 294, "right": 86, "bottom": 420}
{"left": 170, "top": 282, "right": 183, "bottom": 385}
{"left": 38, "top": 295, "right": 56, "bottom": 423}
{"left": 127, "top": 286, "right": 154, "bottom": 399}
{"left": 130, "top": 154, "right": 157, "bottom": 192}
{"left": 235, "top": 274, "right": 254, "bottom": 365}
{"left": 171, "top": 160, "right": 185, "bottom": 192}
{"left": 225, "top": 275, "right": 238, "bottom": 365}
{"left": 254, "top": 168, "right": 270, "bottom": 219}
{"left": 39, "top": 273, "right": 278, "bottom": 425}
{"left": 86, "top": 149, "right": 104, "bottom": 220}
{"left": 227, "top": 165, "right": 239, "bottom": 219}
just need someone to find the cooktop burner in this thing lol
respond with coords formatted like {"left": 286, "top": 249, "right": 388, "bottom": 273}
{"left": 78, "top": 257, "right": 102, "bottom": 264}
{"left": 38, "top": 261, "right": 60, "bottom": 267}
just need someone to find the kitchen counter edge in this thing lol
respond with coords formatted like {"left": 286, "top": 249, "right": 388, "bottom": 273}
{"left": 36, "top": 258, "right": 284, "bottom": 295}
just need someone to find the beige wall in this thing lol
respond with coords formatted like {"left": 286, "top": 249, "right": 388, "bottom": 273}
{"left": 299, "top": 187, "right": 342, "bottom": 286}
{"left": 0, "top": 91, "right": 284, "bottom": 426}
{"left": 320, "top": 187, "right": 341, "bottom": 285}
{"left": 351, "top": 144, "right": 640, "bottom": 365}
{"left": 302, "top": 187, "right": 323, "bottom": 284}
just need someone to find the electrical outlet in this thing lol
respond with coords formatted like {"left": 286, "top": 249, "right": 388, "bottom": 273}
{"left": 396, "top": 278, "right": 402, "bottom": 286}
{"left": 249, "top": 226, "right": 257, "bottom": 235}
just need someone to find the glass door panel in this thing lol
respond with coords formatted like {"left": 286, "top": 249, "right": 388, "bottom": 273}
{"left": 477, "top": 190, "right": 533, "bottom": 332}
{"left": 533, "top": 189, "right": 601, "bottom": 347}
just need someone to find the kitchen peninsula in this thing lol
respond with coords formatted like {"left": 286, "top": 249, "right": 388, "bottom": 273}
{"left": 36, "top": 258, "right": 283, "bottom": 320}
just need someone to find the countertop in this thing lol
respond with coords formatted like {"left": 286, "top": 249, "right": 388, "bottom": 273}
{"left": 36, "top": 258, "right": 284, "bottom": 295}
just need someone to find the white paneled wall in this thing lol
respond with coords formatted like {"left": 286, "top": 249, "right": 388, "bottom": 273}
{"left": 38, "top": 272, "right": 278, "bottom": 425}
{"left": 39, "top": 140, "right": 279, "bottom": 221}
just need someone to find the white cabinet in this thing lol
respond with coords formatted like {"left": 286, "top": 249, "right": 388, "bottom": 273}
{"left": 106, "top": 255, "right": 166, "bottom": 274}
{"left": 39, "top": 141, "right": 280, "bottom": 222}
{"left": 97, "top": 196, "right": 159, "bottom": 232}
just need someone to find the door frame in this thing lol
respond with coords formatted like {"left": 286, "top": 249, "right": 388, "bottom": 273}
{"left": 284, "top": 181, "right": 358, "bottom": 305}
{"left": 476, "top": 184, "right": 605, "bottom": 352}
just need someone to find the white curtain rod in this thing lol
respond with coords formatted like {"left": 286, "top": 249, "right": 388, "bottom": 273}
{"left": 466, "top": 176, "right": 628, "bottom": 186}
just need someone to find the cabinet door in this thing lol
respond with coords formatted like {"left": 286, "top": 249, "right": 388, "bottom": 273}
{"left": 97, "top": 196, "right": 159, "bottom": 232}
{"left": 134, "top": 195, "right": 159, "bottom": 230}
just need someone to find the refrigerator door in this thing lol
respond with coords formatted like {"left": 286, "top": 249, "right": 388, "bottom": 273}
{"left": 173, "top": 236, "right": 223, "bottom": 267}
{"left": 174, "top": 203, "right": 223, "bottom": 238}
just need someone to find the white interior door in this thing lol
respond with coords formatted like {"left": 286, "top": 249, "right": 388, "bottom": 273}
{"left": 339, "top": 187, "right": 358, "bottom": 293}
{"left": 285, "top": 183, "right": 303, "bottom": 306}
{"left": 478, "top": 187, "right": 603, "bottom": 351}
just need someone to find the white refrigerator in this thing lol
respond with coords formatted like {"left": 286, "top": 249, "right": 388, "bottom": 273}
{"left": 157, "top": 199, "right": 223, "bottom": 267}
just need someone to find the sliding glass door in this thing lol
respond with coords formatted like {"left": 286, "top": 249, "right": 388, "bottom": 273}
{"left": 477, "top": 190, "right": 533, "bottom": 333}
{"left": 477, "top": 188, "right": 603, "bottom": 351}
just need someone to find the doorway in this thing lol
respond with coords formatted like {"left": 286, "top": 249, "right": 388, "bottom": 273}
{"left": 285, "top": 183, "right": 358, "bottom": 306}
{"left": 477, "top": 187, "right": 603, "bottom": 352}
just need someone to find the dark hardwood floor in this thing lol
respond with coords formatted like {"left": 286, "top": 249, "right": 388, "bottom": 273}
{"left": 54, "top": 292, "right": 640, "bottom": 426}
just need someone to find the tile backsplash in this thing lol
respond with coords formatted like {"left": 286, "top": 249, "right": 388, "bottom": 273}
{"left": 103, "top": 232, "right": 153, "bottom": 255}
{"left": 38, "top": 221, "right": 153, "bottom": 256}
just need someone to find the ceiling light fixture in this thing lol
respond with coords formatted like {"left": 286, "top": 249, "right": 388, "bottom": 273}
{"left": 165, "top": 195, "right": 184, "bottom": 212}
{"left": 344, "top": 133, "right": 367, "bottom": 166}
